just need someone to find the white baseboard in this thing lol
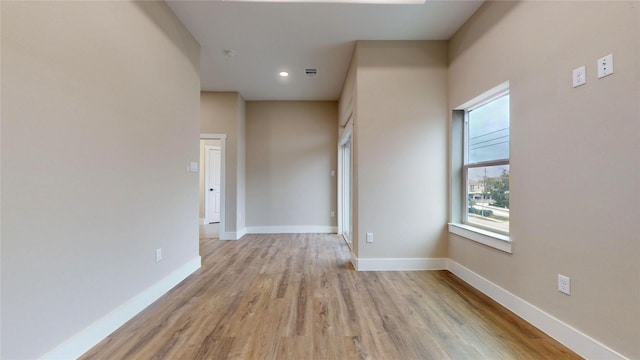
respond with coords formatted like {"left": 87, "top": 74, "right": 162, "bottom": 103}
{"left": 41, "top": 257, "right": 202, "bottom": 360}
{"left": 246, "top": 226, "right": 337, "bottom": 234}
{"left": 350, "top": 251, "right": 358, "bottom": 271}
{"left": 219, "top": 231, "right": 238, "bottom": 240}
{"left": 219, "top": 228, "right": 247, "bottom": 241}
{"left": 353, "top": 257, "right": 448, "bottom": 271}
{"left": 447, "top": 260, "right": 628, "bottom": 360}
{"left": 221, "top": 226, "right": 337, "bottom": 239}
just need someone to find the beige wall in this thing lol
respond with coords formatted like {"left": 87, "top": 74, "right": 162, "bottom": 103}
{"left": 339, "top": 51, "right": 357, "bottom": 128}
{"left": 339, "top": 52, "right": 360, "bottom": 256}
{"left": 1, "top": 2, "right": 201, "bottom": 358}
{"left": 200, "top": 92, "right": 245, "bottom": 235}
{"left": 199, "top": 139, "right": 221, "bottom": 219}
{"left": 354, "top": 41, "right": 449, "bottom": 259}
{"left": 246, "top": 101, "right": 338, "bottom": 228}
{"left": 237, "top": 96, "right": 247, "bottom": 231}
{"left": 448, "top": 2, "right": 640, "bottom": 358}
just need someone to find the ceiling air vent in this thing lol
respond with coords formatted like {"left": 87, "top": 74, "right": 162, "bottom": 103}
{"left": 304, "top": 68, "right": 318, "bottom": 77}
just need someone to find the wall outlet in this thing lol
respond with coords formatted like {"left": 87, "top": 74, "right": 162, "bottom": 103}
{"left": 156, "top": 248, "right": 163, "bottom": 262}
{"left": 558, "top": 274, "right": 570, "bottom": 295}
{"left": 572, "top": 66, "right": 586, "bottom": 88}
{"left": 366, "top": 232, "right": 374, "bottom": 243}
{"left": 597, "top": 53, "right": 614, "bottom": 79}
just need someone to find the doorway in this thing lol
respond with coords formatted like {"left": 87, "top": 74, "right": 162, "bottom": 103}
{"left": 204, "top": 145, "right": 221, "bottom": 224}
{"left": 338, "top": 120, "right": 353, "bottom": 246}
{"left": 199, "top": 134, "right": 226, "bottom": 239}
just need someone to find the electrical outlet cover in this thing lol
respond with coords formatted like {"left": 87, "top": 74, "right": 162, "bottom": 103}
{"left": 558, "top": 274, "right": 571, "bottom": 295}
{"left": 572, "top": 66, "right": 586, "bottom": 88}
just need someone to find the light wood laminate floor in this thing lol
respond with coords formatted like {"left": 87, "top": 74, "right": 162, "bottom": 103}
{"left": 81, "top": 234, "right": 581, "bottom": 359}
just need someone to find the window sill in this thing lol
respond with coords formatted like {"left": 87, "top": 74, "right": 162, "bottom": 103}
{"left": 448, "top": 223, "right": 512, "bottom": 254}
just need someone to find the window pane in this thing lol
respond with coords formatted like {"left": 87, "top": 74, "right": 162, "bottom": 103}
{"left": 468, "top": 94, "right": 509, "bottom": 164}
{"left": 467, "top": 164, "right": 509, "bottom": 233}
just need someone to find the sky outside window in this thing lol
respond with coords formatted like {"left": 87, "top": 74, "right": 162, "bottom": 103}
{"left": 468, "top": 94, "right": 510, "bottom": 167}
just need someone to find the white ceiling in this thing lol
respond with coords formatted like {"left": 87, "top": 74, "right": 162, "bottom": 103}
{"left": 166, "top": 0, "right": 484, "bottom": 101}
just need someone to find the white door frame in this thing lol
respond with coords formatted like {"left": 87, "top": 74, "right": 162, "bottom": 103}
{"left": 337, "top": 117, "right": 353, "bottom": 245}
{"left": 201, "top": 133, "right": 227, "bottom": 236}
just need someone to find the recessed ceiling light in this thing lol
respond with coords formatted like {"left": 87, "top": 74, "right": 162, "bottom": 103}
{"left": 279, "top": 72, "right": 289, "bottom": 77}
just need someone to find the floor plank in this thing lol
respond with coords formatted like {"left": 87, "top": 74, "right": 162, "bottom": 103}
{"left": 81, "top": 234, "right": 582, "bottom": 359}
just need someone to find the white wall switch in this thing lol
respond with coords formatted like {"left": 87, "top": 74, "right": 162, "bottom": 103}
{"left": 366, "top": 232, "right": 373, "bottom": 243}
{"left": 330, "top": 210, "right": 335, "bottom": 217}
{"left": 189, "top": 162, "right": 199, "bottom": 172}
{"left": 558, "top": 274, "right": 570, "bottom": 295}
{"left": 572, "top": 66, "right": 586, "bottom": 87}
{"left": 597, "top": 53, "right": 614, "bottom": 79}
{"left": 331, "top": 170, "right": 335, "bottom": 177}
{"left": 156, "top": 248, "right": 163, "bottom": 262}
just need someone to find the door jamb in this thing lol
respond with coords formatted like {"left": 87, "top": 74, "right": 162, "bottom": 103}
{"left": 337, "top": 116, "right": 353, "bottom": 246}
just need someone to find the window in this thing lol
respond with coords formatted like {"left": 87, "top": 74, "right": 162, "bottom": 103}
{"left": 449, "top": 81, "right": 511, "bottom": 253}
{"left": 464, "top": 94, "right": 510, "bottom": 234}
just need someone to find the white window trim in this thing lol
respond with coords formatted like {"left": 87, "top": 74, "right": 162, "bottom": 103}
{"left": 456, "top": 81, "right": 510, "bottom": 111}
{"left": 450, "top": 81, "right": 511, "bottom": 253}
{"left": 448, "top": 223, "right": 512, "bottom": 253}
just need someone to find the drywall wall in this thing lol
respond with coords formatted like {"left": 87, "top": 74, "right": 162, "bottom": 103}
{"left": 1, "top": 1, "right": 201, "bottom": 358}
{"left": 246, "top": 101, "right": 338, "bottom": 230}
{"left": 448, "top": 1, "right": 639, "bottom": 358}
{"left": 200, "top": 92, "right": 246, "bottom": 236}
{"left": 339, "top": 51, "right": 356, "bottom": 127}
{"left": 237, "top": 96, "right": 247, "bottom": 233}
{"left": 339, "top": 53, "right": 360, "bottom": 257}
{"left": 199, "top": 139, "right": 221, "bottom": 219}
{"left": 354, "top": 41, "right": 449, "bottom": 260}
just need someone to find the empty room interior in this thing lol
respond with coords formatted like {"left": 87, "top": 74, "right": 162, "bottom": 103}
{"left": 1, "top": 1, "right": 639, "bottom": 359}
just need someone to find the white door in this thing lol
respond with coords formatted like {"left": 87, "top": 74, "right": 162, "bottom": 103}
{"left": 205, "top": 146, "right": 221, "bottom": 223}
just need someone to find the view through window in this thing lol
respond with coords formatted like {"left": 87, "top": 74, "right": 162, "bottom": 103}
{"left": 464, "top": 94, "right": 510, "bottom": 234}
